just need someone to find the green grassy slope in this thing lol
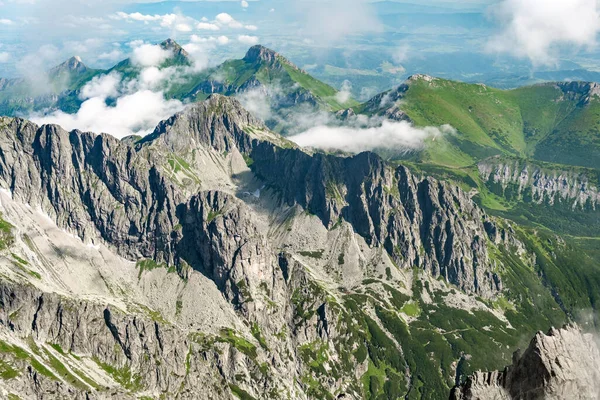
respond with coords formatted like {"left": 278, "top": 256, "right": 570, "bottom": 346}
{"left": 182, "top": 48, "right": 358, "bottom": 112}
{"left": 364, "top": 77, "right": 600, "bottom": 170}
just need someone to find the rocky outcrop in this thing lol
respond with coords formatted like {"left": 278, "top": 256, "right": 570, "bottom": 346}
{"left": 358, "top": 83, "right": 411, "bottom": 122}
{"left": 0, "top": 95, "right": 505, "bottom": 299}
{"left": 0, "top": 279, "right": 282, "bottom": 399}
{"left": 0, "top": 95, "right": 531, "bottom": 399}
{"left": 478, "top": 157, "right": 600, "bottom": 210}
{"left": 451, "top": 324, "right": 600, "bottom": 400}
{"left": 250, "top": 143, "right": 501, "bottom": 297}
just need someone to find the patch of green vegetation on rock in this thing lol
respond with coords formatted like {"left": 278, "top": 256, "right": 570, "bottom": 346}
{"left": 11, "top": 253, "right": 28, "bottom": 265}
{"left": 207, "top": 209, "right": 224, "bottom": 224}
{"left": 0, "top": 359, "right": 19, "bottom": 379}
{"left": 93, "top": 357, "right": 143, "bottom": 392}
{"left": 242, "top": 154, "right": 254, "bottom": 167}
{"left": 298, "top": 250, "right": 324, "bottom": 259}
{"left": 136, "top": 259, "right": 168, "bottom": 279}
{"left": 250, "top": 323, "right": 268, "bottom": 351}
{"left": 0, "top": 339, "right": 56, "bottom": 380}
{"left": 0, "top": 213, "right": 14, "bottom": 251}
{"left": 229, "top": 384, "right": 256, "bottom": 400}
{"left": 42, "top": 347, "right": 90, "bottom": 391}
{"left": 400, "top": 301, "right": 421, "bottom": 317}
{"left": 218, "top": 328, "right": 258, "bottom": 359}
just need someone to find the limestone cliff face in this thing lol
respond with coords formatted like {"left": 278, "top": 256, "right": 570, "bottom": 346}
{"left": 250, "top": 144, "right": 501, "bottom": 297}
{"left": 451, "top": 324, "right": 600, "bottom": 400}
{"left": 478, "top": 157, "right": 600, "bottom": 210}
{"left": 0, "top": 95, "right": 518, "bottom": 398}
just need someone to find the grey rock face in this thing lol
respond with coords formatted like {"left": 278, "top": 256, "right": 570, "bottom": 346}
{"left": 0, "top": 95, "right": 517, "bottom": 398}
{"left": 451, "top": 324, "right": 600, "bottom": 400}
{"left": 0, "top": 94, "right": 504, "bottom": 297}
{"left": 48, "top": 56, "right": 88, "bottom": 76}
{"left": 359, "top": 84, "right": 411, "bottom": 122}
{"left": 250, "top": 144, "right": 501, "bottom": 296}
{"left": 478, "top": 157, "right": 600, "bottom": 210}
{"left": 0, "top": 279, "right": 282, "bottom": 400}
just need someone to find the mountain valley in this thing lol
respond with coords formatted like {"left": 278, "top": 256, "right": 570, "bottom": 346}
{"left": 0, "top": 41, "right": 598, "bottom": 400}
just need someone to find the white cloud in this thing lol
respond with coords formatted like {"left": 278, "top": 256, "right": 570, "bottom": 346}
{"left": 241, "top": 0, "right": 249, "bottom": 8}
{"left": 0, "top": 52, "right": 9, "bottom": 63}
{"left": 335, "top": 80, "right": 353, "bottom": 104}
{"left": 217, "top": 35, "right": 230, "bottom": 45}
{"left": 175, "top": 23, "right": 192, "bottom": 32}
{"left": 32, "top": 91, "right": 184, "bottom": 139}
{"left": 0, "top": 18, "right": 13, "bottom": 25}
{"left": 188, "top": 34, "right": 230, "bottom": 46}
{"left": 98, "top": 49, "right": 124, "bottom": 62}
{"left": 238, "top": 35, "right": 259, "bottom": 45}
{"left": 269, "top": 8, "right": 275, "bottom": 12}
{"left": 114, "top": 11, "right": 161, "bottom": 23}
{"left": 296, "top": 0, "right": 382, "bottom": 45}
{"left": 114, "top": 11, "right": 196, "bottom": 32}
{"left": 80, "top": 72, "right": 121, "bottom": 100}
{"left": 392, "top": 43, "right": 411, "bottom": 64}
{"left": 197, "top": 22, "right": 220, "bottom": 31}
{"left": 216, "top": 13, "right": 243, "bottom": 29}
{"left": 236, "top": 87, "right": 275, "bottom": 122}
{"left": 131, "top": 43, "right": 171, "bottom": 67}
{"left": 215, "top": 13, "right": 235, "bottom": 24}
{"left": 488, "top": 0, "right": 600, "bottom": 65}
{"left": 289, "top": 121, "right": 455, "bottom": 153}
{"left": 245, "top": 24, "right": 258, "bottom": 31}
{"left": 128, "top": 39, "right": 144, "bottom": 48}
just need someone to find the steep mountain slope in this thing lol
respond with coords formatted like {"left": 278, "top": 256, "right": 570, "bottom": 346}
{"left": 359, "top": 76, "right": 600, "bottom": 170}
{"left": 0, "top": 56, "right": 104, "bottom": 116}
{"left": 451, "top": 324, "right": 600, "bottom": 400}
{"left": 0, "top": 96, "right": 596, "bottom": 399}
{"left": 185, "top": 45, "right": 356, "bottom": 109}
{"left": 0, "top": 40, "right": 355, "bottom": 134}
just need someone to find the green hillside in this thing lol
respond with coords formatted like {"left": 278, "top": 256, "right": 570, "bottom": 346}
{"left": 0, "top": 40, "right": 356, "bottom": 130}
{"left": 362, "top": 76, "right": 600, "bottom": 169}
{"left": 180, "top": 45, "right": 358, "bottom": 113}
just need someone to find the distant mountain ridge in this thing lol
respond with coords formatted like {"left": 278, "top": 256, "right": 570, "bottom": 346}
{"left": 0, "top": 95, "right": 597, "bottom": 398}
{"left": 0, "top": 39, "right": 355, "bottom": 131}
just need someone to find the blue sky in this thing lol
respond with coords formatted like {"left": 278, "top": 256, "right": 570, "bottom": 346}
{"left": 1, "top": 0, "right": 599, "bottom": 82}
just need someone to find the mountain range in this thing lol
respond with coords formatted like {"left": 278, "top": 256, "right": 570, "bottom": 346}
{"left": 0, "top": 40, "right": 598, "bottom": 399}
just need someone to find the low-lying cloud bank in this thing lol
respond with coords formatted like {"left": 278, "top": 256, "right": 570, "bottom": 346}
{"left": 29, "top": 39, "right": 223, "bottom": 138}
{"left": 32, "top": 89, "right": 184, "bottom": 139}
{"left": 289, "top": 120, "right": 455, "bottom": 153}
{"left": 488, "top": 0, "right": 600, "bottom": 65}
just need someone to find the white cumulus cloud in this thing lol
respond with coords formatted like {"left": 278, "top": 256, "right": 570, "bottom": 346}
{"left": 131, "top": 43, "right": 171, "bottom": 67}
{"left": 0, "top": 18, "right": 13, "bottom": 25}
{"left": 32, "top": 91, "right": 184, "bottom": 139}
{"left": 335, "top": 80, "right": 353, "bottom": 104}
{"left": 238, "top": 35, "right": 259, "bottom": 45}
{"left": 296, "top": 0, "right": 382, "bottom": 45}
{"left": 241, "top": 0, "right": 249, "bottom": 8}
{"left": 289, "top": 121, "right": 455, "bottom": 153}
{"left": 197, "top": 22, "right": 220, "bottom": 31}
{"left": 80, "top": 72, "right": 121, "bottom": 100}
{"left": 216, "top": 13, "right": 243, "bottom": 29}
{"left": 98, "top": 49, "right": 124, "bottom": 62}
{"left": 488, "top": 0, "right": 600, "bottom": 65}
{"left": 0, "top": 52, "right": 9, "bottom": 63}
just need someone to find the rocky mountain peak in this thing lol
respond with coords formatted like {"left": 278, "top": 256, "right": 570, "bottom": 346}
{"left": 452, "top": 324, "right": 600, "bottom": 400}
{"left": 142, "top": 94, "right": 265, "bottom": 154}
{"left": 48, "top": 55, "right": 88, "bottom": 76}
{"left": 160, "top": 38, "right": 191, "bottom": 63}
{"left": 407, "top": 74, "right": 436, "bottom": 83}
{"left": 243, "top": 44, "right": 279, "bottom": 64}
